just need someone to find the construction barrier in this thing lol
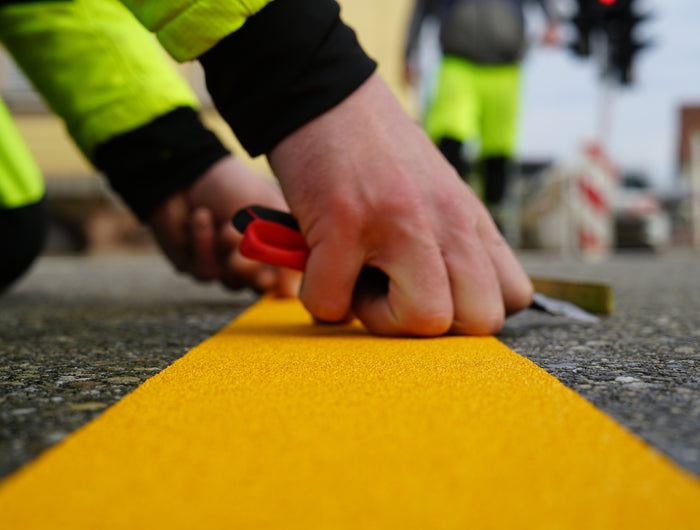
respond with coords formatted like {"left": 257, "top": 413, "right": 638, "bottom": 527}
{"left": 520, "top": 142, "right": 618, "bottom": 259}
{"left": 572, "top": 143, "right": 619, "bottom": 259}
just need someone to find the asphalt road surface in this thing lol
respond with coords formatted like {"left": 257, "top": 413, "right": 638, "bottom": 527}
{"left": 1, "top": 250, "right": 698, "bottom": 479}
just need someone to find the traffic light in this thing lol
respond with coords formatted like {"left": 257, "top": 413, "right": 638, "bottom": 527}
{"left": 603, "top": 1, "right": 652, "bottom": 85}
{"left": 569, "top": 0, "right": 597, "bottom": 57}
{"left": 568, "top": 0, "right": 617, "bottom": 58}
{"left": 568, "top": 0, "right": 651, "bottom": 86}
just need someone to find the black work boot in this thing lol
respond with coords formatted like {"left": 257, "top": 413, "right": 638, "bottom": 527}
{"left": 482, "top": 156, "right": 511, "bottom": 233}
{"left": 438, "top": 137, "right": 470, "bottom": 183}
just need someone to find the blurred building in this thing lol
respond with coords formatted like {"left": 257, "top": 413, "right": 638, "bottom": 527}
{"left": 677, "top": 105, "right": 700, "bottom": 249}
{"left": 677, "top": 105, "right": 700, "bottom": 178}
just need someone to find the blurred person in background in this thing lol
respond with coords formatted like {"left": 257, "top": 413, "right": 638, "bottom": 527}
{"left": 405, "top": 0, "right": 560, "bottom": 229}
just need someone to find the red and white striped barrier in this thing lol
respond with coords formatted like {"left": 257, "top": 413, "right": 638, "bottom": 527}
{"left": 571, "top": 143, "right": 619, "bottom": 260}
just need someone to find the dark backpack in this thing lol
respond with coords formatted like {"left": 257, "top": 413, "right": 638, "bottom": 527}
{"left": 439, "top": 0, "right": 527, "bottom": 64}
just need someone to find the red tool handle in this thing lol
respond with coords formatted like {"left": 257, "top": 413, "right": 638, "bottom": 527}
{"left": 233, "top": 206, "right": 309, "bottom": 271}
{"left": 233, "top": 205, "right": 390, "bottom": 295}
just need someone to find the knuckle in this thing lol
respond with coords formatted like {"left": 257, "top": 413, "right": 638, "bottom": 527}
{"left": 508, "top": 280, "right": 535, "bottom": 314}
{"left": 454, "top": 309, "right": 505, "bottom": 336}
{"left": 499, "top": 268, "right": 535, "bottom": 316}
{"left": 301, "top": 293, "right": 350, "bottom": 325}
{"left": 398, "top": 307, "right": 453, "bottom": 337}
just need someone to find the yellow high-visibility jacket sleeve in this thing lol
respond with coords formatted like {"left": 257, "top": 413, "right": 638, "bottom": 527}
{"left": 117, "top": 0, "right": 377, "bottom": 157}
{"left": 0, "top": 97, "right": 44, "bottom": 208}
{"left": 121, "top": 0, "right": 275, "bottom": 62}
{"left": 0, "top": 0, "right": 200, "bottom": 158}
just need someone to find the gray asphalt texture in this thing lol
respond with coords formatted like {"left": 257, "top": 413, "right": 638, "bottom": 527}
{"left": 1, "top": 250, "right": 698, "bottom": 481}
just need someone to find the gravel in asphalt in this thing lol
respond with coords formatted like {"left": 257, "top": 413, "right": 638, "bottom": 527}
{"left": 503, "top": 250, "right": 700, "bottom": 476}
{"left": 1, "top": 250, "right": 698, "bottom": 479}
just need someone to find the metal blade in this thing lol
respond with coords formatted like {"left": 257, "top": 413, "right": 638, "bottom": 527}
{"left": 529, "top": 293, "right": 600, "bottom": 324}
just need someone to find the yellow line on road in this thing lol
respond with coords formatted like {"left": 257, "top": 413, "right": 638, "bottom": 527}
{"left": 1, "top": 298, "right": 699, "bottom": 528}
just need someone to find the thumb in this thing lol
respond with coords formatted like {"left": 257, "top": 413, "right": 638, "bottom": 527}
{"left": 352, "top": 265, "right": 452, "bottom": 337}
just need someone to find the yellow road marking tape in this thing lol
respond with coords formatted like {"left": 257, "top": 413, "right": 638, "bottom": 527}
{"left": 1, "top": 298, "right": 699, "bottom": 528}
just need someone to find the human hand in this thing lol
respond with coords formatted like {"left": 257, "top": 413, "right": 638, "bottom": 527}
{"left": 541, "top": 23, "right": 560, "bottom": 47}
{"left": 147, "top": 155, "right": 301, "bottom": 297}
{"left": 268, "top": 73, "right": 533, "bottom": 336}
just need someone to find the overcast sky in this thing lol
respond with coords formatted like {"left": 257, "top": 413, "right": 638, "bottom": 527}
{"left": 518, "top": 0, "right": 700, "bottom": 188}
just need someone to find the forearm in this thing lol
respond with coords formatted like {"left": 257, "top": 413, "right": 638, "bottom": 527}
{"left": 0, "top": 0, "right": 228, "bottom": 220}
{"left": 93, "top": 107, "right": 228, "bottom": 221}
{"left": 0, "top": 0, "right": 199, "bottom": 156}
{"left": 119, "top": 0, "right": 274, "bottom": 62}
{"left": 199, "top": 0, "right": 376, "bottom": 156}
{"left": 120, "top": 0, "right": 377, "bottom": 157}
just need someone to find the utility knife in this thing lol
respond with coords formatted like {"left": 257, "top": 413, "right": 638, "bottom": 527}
{"left": 233, "top": 205, "right": 600, "bottom": 324}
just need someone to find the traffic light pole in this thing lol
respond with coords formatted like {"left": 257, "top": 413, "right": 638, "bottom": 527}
{"left": 570, "top": 0, "right": 651, "bottom": 148}
{"left": 595, "top": 29, "right": 616, "bottom": 151}
{"left": 597, "top": 75, "right": 615, "bottom": 149}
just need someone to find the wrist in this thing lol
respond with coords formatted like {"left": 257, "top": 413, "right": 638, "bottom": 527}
{"left": 94, "top": 107, "right": 229, "bottom": 221}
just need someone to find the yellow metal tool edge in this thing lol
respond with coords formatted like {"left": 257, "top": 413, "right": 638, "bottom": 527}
{"left": 531, "top": 276, "right": 615, "bottom": 314}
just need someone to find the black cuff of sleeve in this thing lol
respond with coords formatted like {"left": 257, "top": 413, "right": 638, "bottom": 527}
{"left": 0, "top": 196, "right": 48, "bottom": 293}
{"left": 93, "top": 107, "right": 229, "bottom": 222}
{"left": 199, "top": 0, "right": 377, "bottom": 157}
